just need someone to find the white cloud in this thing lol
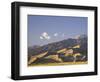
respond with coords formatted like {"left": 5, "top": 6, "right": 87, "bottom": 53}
{"left": 42, "top": 32, "right": 48, "bottom": 37}
{"left": 40, "top": 36, "right": 43, "bottom": 39}
{"left": 74, "top": 35, "right": 80, "bottom": 39}
{"left": 46, "top": 36, "right": 50, "bottom": 40}
{"left": 40, "top": 32, "right": 51, "bottom": 40}
{"left": 62, "top": 33, "right": 65, "bottom": 37}
{"left": 54, "top": 33, "right": 58, "bottom": 37}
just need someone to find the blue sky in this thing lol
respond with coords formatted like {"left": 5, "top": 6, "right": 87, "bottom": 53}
{"left": 28, "top": 15, "right": 87, "bottom": 47}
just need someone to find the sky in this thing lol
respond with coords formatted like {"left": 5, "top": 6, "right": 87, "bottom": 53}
{"left": 28, "top": 15, "right": 87, "bottom": 47}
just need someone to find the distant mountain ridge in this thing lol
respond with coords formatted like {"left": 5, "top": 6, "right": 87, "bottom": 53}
{"left": 28, "top": 34, "right": 87, "bottom": 56}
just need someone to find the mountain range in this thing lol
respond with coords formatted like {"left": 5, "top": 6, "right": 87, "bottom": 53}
{"left": 28, "top": 34, "right": 88, "bottom": 66}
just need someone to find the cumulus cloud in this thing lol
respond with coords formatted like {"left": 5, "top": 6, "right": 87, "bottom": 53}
{"left": 42, "top": 32, "right": 48, "bottom": 37}
{"left": 40, "top": 32, "right": 51, "bottom": 40}
{"left": 62, "top": 33, "right": 65, "bottom": 37}
{"left": 54, "top": 33, "right": 58, "bottom": 37}
{"left": 46, "top": 36, "right": 50, "bottom": 40}
{"left": 40, "top": 36, "right": 43, "bottom": 39}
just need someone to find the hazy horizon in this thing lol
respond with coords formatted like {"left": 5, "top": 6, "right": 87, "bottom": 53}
{"left": 28, "top": 15, "right": 87, "bottom": 47}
